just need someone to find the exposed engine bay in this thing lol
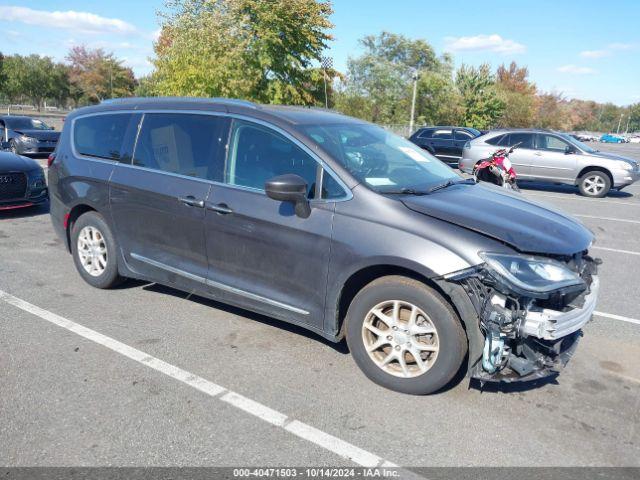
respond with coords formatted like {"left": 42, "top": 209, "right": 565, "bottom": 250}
{"left": 446, "top": 252, "right": 600, "bottom": 382}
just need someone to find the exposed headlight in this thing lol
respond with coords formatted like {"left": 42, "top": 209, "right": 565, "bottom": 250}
{"left": 20, "top": 135, "right": 38, "bottom": 144}
{"left": 479, "top": 252, "right": 584, "bottom": 294}
{"left": 614, "top": 161, "right": 633, "bottom": 171}
{"left": 28, "top": 168, "right": 46, "bottom": 188}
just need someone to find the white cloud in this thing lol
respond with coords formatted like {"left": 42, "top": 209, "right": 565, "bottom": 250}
{"left": 0, "top": 6, "right": 137, "bottom": 35}
{"left": 444, "top": 34, "right": 526, "bottom": 54}
{"left": 557, "top": 64, "right": 597, "bottom": 75}
{"left": 580, "top": 49, "right": 608, "bottom": 58}
{"left": 609, "top": 42, "right": 634, "bottom": 51}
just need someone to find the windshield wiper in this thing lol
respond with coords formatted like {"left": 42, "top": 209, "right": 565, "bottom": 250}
{"left": 380, "top": 188, "right": 430, "bottom": 196}
{"left": 428, "top": 178, "right": 476, "bottom": 193}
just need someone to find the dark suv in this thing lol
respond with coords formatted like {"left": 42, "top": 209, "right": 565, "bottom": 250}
{"left": 409, "top": 126, "right": 481, "bottom": 166}
{"left": 48, "top": 98, "right": 600, "bottom": 394}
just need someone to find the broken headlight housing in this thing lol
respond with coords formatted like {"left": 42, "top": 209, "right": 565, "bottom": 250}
{"left": 479, "top": 252, "right": 584, "bottom": 295}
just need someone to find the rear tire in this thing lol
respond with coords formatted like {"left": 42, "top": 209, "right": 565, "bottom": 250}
{"left": 345, "top": 276, "right": 467, "bottom": 395}
{"left": 71, "top": 211, "right": 123, "bottom": 289}
{"left": 578, "top": 171, "right": 610, "bottom": 197}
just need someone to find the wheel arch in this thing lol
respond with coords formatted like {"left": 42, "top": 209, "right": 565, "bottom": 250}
{"left": 576, "top": 166, "right": 613, "bottom": 186}
{"left": 64, "top": 203, "right": 99, "bottom": 252}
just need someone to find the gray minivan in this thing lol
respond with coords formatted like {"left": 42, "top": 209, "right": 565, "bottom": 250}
{"left": 48, "top": 98, "right": 600, "bottom": 394}
{"left": 460, "top": 129, "right": 639, "bottom": 197}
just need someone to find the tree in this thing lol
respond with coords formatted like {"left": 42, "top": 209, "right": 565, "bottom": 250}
{"left": 0, "top": 53, "right": 6, "bottom": 95}
{"left": 495, "top": 62, "right": 536, "bottom": 127}
{"left": 534, "top": 92, "right": 568, "bottom": 130}
{"left": 66, "top": 46, "right": 136, "bottom": 104}
{"left": 150, "top": 0, "right": 333, "bottom": 104}
{"left": 336, "top": 31, "right": 452, "bottom": 124}
{"left": 455, "top": 64, "right": 504, "bottom": 129}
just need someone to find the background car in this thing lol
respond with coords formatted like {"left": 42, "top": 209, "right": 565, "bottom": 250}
{"left": 408, "top": 126, "right": 481, "bottom": 166}
{"left": 600, "top": 133, "right": 626, "bottom": 143}
{"left": 0, "top": 148, "right": 48, "bottom": 210}
{"left": 460, "top": 129, "right": 640, "bottom": 197}
{"left": 629, "top": 136, "right": 640, "bottom": 143}
{"left": 0, "top": 115, "right": 60, "bottom": 156}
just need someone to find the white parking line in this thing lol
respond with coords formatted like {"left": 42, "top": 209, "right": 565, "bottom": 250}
{"left": 0, "top": 289, "right": 397, "bottom": 469}
{"left": 523, "top": 192, "right": 640, "bottom": 206}
{"left": 594, "top": 311, "right": 640, "bottom": 326}
{"left": 591, "top": 246, "right": 640, "bottom": 256}
{"left": 574, "top": 214, "right": 640, "bottom": 225}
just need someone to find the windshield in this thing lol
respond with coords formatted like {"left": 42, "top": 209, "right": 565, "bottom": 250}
{"left": 302, "top": 123, "right": 459, "bottom": 193}
{"left": 560, "top": 133, "right": 597, "bottom": 153}
{"left": 6, "top": 117, "right": 51, "bottom": 131}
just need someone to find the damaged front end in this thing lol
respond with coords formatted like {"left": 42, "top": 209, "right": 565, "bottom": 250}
{"left": 445, "top": 251, "right": 600, "bottom": 382}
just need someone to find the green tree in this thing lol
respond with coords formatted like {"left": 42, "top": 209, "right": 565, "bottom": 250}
{"left": 150, "top": 0, "right": 333, "bottom": 104}
{"left": 336, "top": 31, "right": 451, "bottom": 124}
{"left": 66, "top": 46, "right": 136, "bottom": 104}
{"left": 455, "top": 64, "right": 504, "bottom": 129}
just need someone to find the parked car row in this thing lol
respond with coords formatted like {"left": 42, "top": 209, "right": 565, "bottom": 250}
{"left": 408, "top": 126, "right": 639, "bottom": 197}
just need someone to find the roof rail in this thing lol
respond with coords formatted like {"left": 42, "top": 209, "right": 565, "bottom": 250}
{"left": 100, "top": 96, "right": 258, "bottom": 108}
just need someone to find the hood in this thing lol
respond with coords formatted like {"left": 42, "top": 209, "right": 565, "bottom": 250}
{"left": 13, "top": 129, "right": 60, "bottom": 141}
{"left": 0, "top": 152, "right": 42, "bottom": 172}
{"left": 402, "top": 183, "right": 593, "bottom": 256}
{"left": 586, "top": 150, "right": 638, "bottom": 167}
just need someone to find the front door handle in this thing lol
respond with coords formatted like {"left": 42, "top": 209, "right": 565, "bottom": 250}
{"left": 208, "top": 203, "right": 234, "bottom": 215}
{"left": 179, "top": 195, "right": 205, "bottom": 208}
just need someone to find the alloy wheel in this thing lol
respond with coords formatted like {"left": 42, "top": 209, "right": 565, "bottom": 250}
{"left": 77, "top": 226, "right": 108, "bottom": 277}
{"left": 583, "top": 175, "right": 606, "bottom": 195}
{"left": 361, "top": 300, "right": 439, "bottom": 378}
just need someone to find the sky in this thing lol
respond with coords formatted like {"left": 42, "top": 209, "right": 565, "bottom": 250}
{"left": 1, "top": 0, "right": 639, "bottom": 105}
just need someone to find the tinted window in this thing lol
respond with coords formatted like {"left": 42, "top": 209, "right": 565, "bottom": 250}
{"left": 6, "top": 117, "right": 51, "bottom": 130}
{"left": 485, "top": 134, "right": 508, "bottom": 146}
{"left": 227, "top": 120, "right": 318, "bottom": 197}
{"left": 508, "top": 132, "right": 534, "bottom": 149}
{"left": 431, "top": 129, "right": 453, "bottom": 140}
{"left": 418, "top": 129, "right": 434, "bottom": 139}
{"left": 454, "top": 130, "right": 474, "bottom": 141}
{"left": 74, "top": 114, "right": 132, "bottom": 160}
{"left": 537, "top": 134, "right": 569, "bottom": 152}
{"left": 133, "top": 113, "right": 228, "bottom": 181}
{"left": 321, "top": 170, "right": 346, "bottom": 199}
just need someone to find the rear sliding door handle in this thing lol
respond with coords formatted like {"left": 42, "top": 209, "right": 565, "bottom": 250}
{"left": 179, "top": 196, "right": 205, "bottom": 208}
{"left": 207, "top": 203, "right": 234, "bottom": 215}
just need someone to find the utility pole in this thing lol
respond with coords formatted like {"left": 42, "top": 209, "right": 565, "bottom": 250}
{"left": 109, "top": 65, "right": 113, "bottom": 99}
{"left": 321, "top": 56, "right": 333, "bottom": 109}
{"left": 616, "top": 113, "right": 623, "bottom": 134}
{"left": 625, "top": 114, "right": 631, "bottom": 134}
{"left": 409, "top": 70, "right": 419, "bottom": 135}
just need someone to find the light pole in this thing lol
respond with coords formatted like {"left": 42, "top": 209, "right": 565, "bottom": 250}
{"left": 616, "top": 113, "right": 624, "bottom": 134}
{"left": 409, "top": 70, "right": 419, "bottom": 134}
{"left": 321, "top": 56, "right": 333, "bottom": 109}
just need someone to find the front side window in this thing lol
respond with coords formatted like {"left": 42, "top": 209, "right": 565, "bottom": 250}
{"left": 454, "top": 129, "right": 474, "bottom": 141}
{"left": 302, "top": 123, "right": 458, "bottom": 194}
{"left": 133, "top": 113, "right": 228, "bottom": 181}
{"left": 226, "top": 120, "right": 318, "bottom": 197}
{"left": 537, "top": 134, "right": 570, "bottom": 152}
{"left": 74, "top": 114, "right": 132, "bottom": 161}
{"left": 320, "top": 170, "right": 346, "bottom": 199}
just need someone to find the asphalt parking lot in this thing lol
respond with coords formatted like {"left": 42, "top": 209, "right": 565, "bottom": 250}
{"left": 1, "top": 144, "right": 640, "bottom": 469}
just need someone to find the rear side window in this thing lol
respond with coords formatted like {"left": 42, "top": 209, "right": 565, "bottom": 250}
{"left": 73, "top": 114, "right": 132, "bottom": 160}
{"left": 431, "top": 129, "right": 453, "bottom": 139}
{"left": 508, "top": 132, "right": 534, "bottom": 149}
{"left": 417, "top": 129, "right": 434, "bottom": 139}
{"left": 485, "top": 134, "right": 508, "bottom": 146}
{"left": 132, "top": 113, "right": 229, "bottom": 181}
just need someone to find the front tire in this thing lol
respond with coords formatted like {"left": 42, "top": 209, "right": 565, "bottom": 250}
{"left": 578, "top": 171, "right": 610, "bottom": 197}
{"left": 9, "top": 139, "right": 19, "bottom": 154}
{"left": 345, "top": 276, "right": 467, "bottom": 395}
{"left": 71, "top": 211, "right": 123, "bottom": 289}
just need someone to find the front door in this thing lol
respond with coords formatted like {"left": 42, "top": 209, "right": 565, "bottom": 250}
{"left": 530, "top": 133, "right": 577, "bottom": 182}
{"left": 204, "top": 119, "right": 335, "bottom": 328}
{"left": 110, "top": 112, "right": 229, "bottom": 291}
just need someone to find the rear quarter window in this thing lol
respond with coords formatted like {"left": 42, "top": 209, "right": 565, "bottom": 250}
{"left": 73, "top": 114, "right": 133, "bottom": 161}
{"left": 485, "top": 134, "right": 508, "bottom": 146}
{"left": 417, "top": 129, "right": 434, "bottom": 139}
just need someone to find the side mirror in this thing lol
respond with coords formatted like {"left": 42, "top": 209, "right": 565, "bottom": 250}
{"left": 565, "top": 145, "right": 577, "bottom": 155}
{"left": 265, "top": 174, "right": 311, "bottom": 218}
{"left": 50, "top": 126, "right": 55, "bottom": 131}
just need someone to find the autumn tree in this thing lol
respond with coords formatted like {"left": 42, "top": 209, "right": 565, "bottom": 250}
{"left": 495, "top": 61, "right": 536, "bottom": 127}
{"left": 66, "top": 46, "right": 136, "bottom": 104}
